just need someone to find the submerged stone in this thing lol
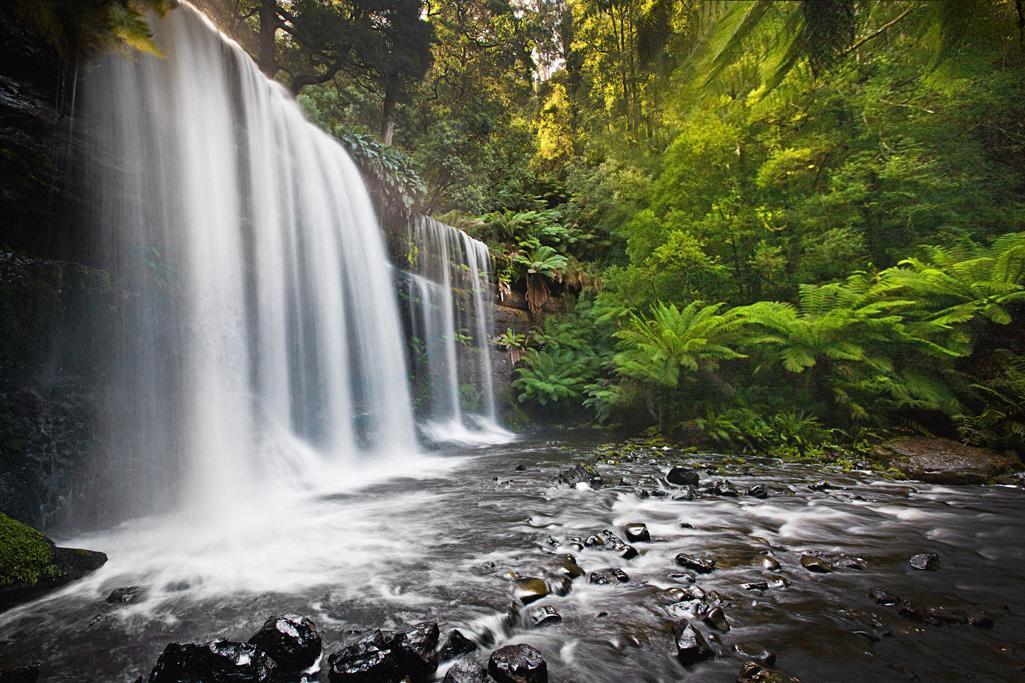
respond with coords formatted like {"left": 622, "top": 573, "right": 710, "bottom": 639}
{"left": 909, "top": 553, "right": 940, "bottom": 571}
{"left": 106, "top": 586, "right": 145, "bottom": 605}
{"left": 800, "top": 555, "right": 833, "bottom": 573}
{"left": 746, "top": 484, "right": 769, "bottom": 499}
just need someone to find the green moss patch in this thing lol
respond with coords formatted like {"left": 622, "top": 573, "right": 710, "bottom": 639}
{"left": 0, "top": 513, "right": 61, "bottom": 586}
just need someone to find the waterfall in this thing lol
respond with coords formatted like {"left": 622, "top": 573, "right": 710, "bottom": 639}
{"left": 82, "top": 3, "right": 419, "bottom": 523}
{"left": 405, "top": 217, "right": 510, "bottom": 444}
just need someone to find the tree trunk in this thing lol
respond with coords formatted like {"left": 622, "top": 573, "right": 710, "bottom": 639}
{"left": 380, "top": 82, "right": 397, "bottom": 146}
{"left": 258, "top": 0, "right": 277, "bottom": 78}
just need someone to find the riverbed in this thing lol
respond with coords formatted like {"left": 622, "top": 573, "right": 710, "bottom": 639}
{"left": 1, "top": 436, "right": 1023, "bottom": 681}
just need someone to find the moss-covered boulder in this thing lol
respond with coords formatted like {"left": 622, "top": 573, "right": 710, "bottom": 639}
{"left": 873, "top": 437, "right": 1020, "bottom": 485}
{"left": 0, "top": 513, "right": 106, "bottom": 612}
{"left": 0, "top": 512, "right": 59, "bottom": 586}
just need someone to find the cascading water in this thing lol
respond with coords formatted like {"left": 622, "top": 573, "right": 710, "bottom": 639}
{"left": 83, "top": 2, "right": 420, "bottom": 524}
{"left": 405, "top": 217, "right": 511, "bottom": 445}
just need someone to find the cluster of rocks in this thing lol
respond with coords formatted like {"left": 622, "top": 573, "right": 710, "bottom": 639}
{"left": 138, "top": 614, "right": 550, "bottom": 683}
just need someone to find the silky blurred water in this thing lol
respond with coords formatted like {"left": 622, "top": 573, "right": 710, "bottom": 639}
{"left": 2, "top": 437, "right": 1023, "bottom": 682}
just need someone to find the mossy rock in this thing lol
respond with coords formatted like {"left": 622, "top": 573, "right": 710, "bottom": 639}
{"left": 0, "top": 512, "right": 60, "bottom": 587}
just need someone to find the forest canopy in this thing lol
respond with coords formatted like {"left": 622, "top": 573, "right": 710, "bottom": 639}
{"left": 230, "top": 0, "right": 1025, "bottom": 457}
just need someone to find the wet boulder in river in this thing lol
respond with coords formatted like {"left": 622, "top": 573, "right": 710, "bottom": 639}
{"left": 440, "top": 629, "right": 477, "bottom": 662}
{"left": 106, "top": 586, "right": 145, "bottom": 605}
{"left": 666, "top": 467, "right": 700, "bottom": 486}
{"left": 393, "top": 621, "right": 440, "bottom": 679}
{"left": 623, "top": 523, "right": 650, "bottom": 543}
{"left": 529, "top": 605, "right": 562, "bottom": 628}
{"left": 487, "top": 644, "right": 548, "bottom": 683}
{"left": 673, "top": 620, "right": 713, "bottom": 666}
{"left": 703, "top": 479, "right": 738, "bottom": 497}
{"left": 148, "top": 640, "right": 276, "bottom": 683}
{"left": 513, "top": 577, "right": 549, "bottom": 605}
{"left": 746, "top": 484, "right": 769, "bottom": 499}
{"left": 555, "top": 464, "right": 602, "bottom": 489}
{"left": 873, "top": 436, "right": 1019, "bottom": 484}
{"left": 909, "top": 553, "right": 940, "bottom": 570}
{"left": 247, "top": 614, "right": 321, "bottom": 676}
{"left": 675, "top": 554, "right": 716, "bottom": 574}
{"left": 588, "top": 568, "right": 629, "bottom": 584}
{"left": 443, "top": 657, "right": 495, "bottom": 683}
{"left": 800, "top": 555, "right": 833, "bottom": 573}
{"left": 327, "top": 629, "right": 401, "bottom": 682}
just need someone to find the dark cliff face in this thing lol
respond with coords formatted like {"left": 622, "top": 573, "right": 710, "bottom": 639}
{"left": 0, "top": 15, "right": 107, "bottom": 529}
{"left": 0, "top": 11, "right": 87, "bottom": 263}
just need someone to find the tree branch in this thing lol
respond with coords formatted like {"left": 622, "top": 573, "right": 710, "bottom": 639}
{"left": 842, "top": 5, "right": 918, "bottom": 57}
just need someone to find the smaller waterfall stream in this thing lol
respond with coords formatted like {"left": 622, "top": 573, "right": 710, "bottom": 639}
{"left": 406, "top": 217, "right": 511, "bottom": 444}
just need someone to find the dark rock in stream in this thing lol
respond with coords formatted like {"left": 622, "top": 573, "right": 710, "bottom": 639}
{"left": 248, "top": 615, "right": 321, "bottom": 675}
{"left": 513, "top": 577, "right": 549, "bottom": 605}
{"left": 909, "top": 552, "right": 940, "bottom": 570}
{"left": 148, "top": 640, "right": 276, "bottom": 683}
{"left": 760, "top": 555, "right": 782, "bottom": 572}
{"left": 700, "top": 605, "right": 730, "bottom": 632}
{"left": 703, "top": 479, "right": 739, "bottom": 497}
{"left": 554, "top": 464, "right": 602, "bottom": 489}
{"left": 327, "top": 629, "right": 404, "bottom": 682}
{"left": 800, "top": 555, "right": 833, "bottom": 573}
{"left": 623, "top": 522, "right": 650, "bottom": 542}
{"left": 487, "top": 644, "right": 548, "bottom": 683}
{"left": 867, "top": 587, "right": 900, "bottom": 605}
{"left": 666, "top": 467, "right": 699, "bottom": 486}
{"left": 746, "top": 484, "right": 769, "bottom": 499}
{"left": 672, "top": 620, "right": 713, "bottom": 666}
{"left": 443, "top": 658, "right": 495, "bottom": 683}
{"left": 739, "top": 662, "right": 800, "bottom": 682}
{"left": 589, "top": 568, "right": 629, "bottom": 584}
{"left": 440, "top": 630, "right": 477, "bottom": 662}
{"left": 393, "top": 621, "right": 440, "bottom": 679}
{"left": 809, "top": 480, "right": 832, "bottom": 491}
{"left": 675, "top": 554, "right": 716, "bottom": 574}
{"left": 529, "top": 605, "right": 562, "bottom": 628}
{"left": 106, "top": 586, "right": 145, "bottom": 605}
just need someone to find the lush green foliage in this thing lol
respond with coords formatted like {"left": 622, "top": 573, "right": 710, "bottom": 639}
{"left": 0, "top": 513, "right": 59, "bottom": 586}
{"left": 2, "top": 0, "right": 174, "bottom": 57}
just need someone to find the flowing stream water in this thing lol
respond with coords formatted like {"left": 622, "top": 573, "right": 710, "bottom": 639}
{"left": 1, "top": 437, "right": 1024, "bottom": 681}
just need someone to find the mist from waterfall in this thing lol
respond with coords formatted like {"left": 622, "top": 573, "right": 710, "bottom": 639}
{"left": 83, "top": 3, "right": 422, "bottom": 524}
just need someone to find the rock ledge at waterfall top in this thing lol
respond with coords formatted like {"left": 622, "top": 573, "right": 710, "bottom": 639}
{"left": 873, "top": 436, "right": 1020, "bottom": 485}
